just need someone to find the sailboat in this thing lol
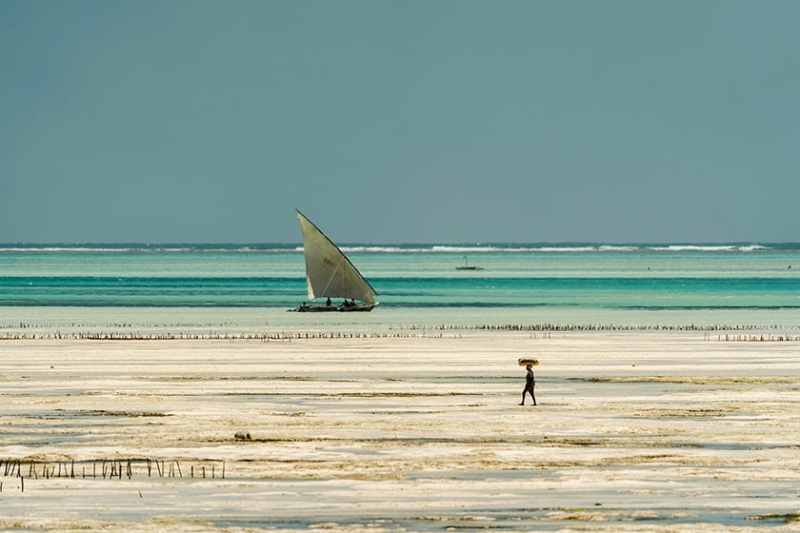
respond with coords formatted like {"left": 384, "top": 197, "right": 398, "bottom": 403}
{"left": 456, "top": 254, "right": 483, "bottom": 270}
{"left": 293, "top": 210, "right": 379, "bottom": 312}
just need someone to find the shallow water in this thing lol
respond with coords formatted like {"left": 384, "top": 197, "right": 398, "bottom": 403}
{"left": 2, "top": 244, "right": 799, "bottom": 330}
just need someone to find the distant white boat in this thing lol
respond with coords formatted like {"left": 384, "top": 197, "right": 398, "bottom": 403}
{"left": 293, "top": 210, "right": 378, "bottom": 312}
{"left": 456, "top": 254, "right": 483, "bottom": 271}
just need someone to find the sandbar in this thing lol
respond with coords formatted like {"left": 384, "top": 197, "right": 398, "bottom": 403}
{"left": 1, "top": 328, "right": 799, "bottom": 531}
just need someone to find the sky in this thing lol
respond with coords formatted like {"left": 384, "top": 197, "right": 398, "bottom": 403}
{"left": 2, "top": 1, "right": 799, "bottom": 244}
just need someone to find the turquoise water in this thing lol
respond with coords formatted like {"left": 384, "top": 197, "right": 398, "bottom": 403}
{"left": 1, "top": 244, "right": 799, "bottom": 329}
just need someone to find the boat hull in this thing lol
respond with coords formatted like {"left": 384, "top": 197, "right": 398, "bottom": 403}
{"left": 294, "top": 303, "right": 378, "bottom": 312}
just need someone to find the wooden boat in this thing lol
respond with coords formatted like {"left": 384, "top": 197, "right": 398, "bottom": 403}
{"left": 455, "top": 254, "right": 483, "bottom": 270}
{"left": 292, "top": 210, "right": 378, "bottom": 312}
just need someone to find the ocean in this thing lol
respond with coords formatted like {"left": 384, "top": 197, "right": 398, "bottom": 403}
{"left": 1, "top": 243, "right": 799, "bottom": 332}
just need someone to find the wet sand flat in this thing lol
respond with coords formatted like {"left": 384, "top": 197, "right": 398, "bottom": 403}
{"left": 2, "top": 331, "right": 800, "bottom": 532}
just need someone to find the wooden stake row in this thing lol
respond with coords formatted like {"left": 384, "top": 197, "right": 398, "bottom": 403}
{"left": 0, "top": 458, "right": 225, "bottom": 481}
{"left": 0, "top": 331, "right": 427, "bottom": 341}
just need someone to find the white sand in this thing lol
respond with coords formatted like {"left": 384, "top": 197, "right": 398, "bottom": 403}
{"left": 2, "top": 329, "right": 799, "bottom": 532}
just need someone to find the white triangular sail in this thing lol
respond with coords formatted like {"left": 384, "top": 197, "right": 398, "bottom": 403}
{"left": 296, "top": 210, "right": 377, "bottom": 304}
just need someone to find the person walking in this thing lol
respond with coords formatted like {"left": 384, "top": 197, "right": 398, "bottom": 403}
{"left": 519, "top": 364, "right": 536, "bottom": 406}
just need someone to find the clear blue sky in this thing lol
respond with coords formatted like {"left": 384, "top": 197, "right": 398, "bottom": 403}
{"left": 2, "top": 1, "right": 798, "bottom": 244}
